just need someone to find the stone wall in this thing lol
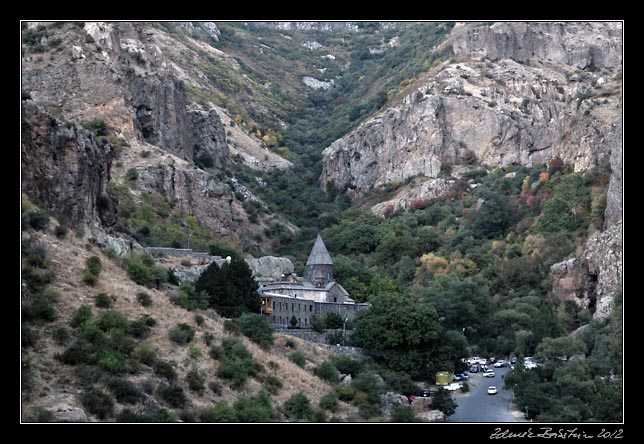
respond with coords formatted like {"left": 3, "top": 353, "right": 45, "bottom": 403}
{"left": 145, "top": 247, "right": 221, "bottom": 260}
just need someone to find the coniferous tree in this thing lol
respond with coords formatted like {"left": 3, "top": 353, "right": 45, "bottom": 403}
{"left": 195, "top": 258, "right": 260, "bottom": 318}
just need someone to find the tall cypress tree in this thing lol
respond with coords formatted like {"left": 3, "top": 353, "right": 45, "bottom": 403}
{"left": 195, "top": 258, "right": 260, "bottom": 318}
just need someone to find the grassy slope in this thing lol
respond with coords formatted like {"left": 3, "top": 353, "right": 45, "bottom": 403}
{"left": 21, "top": 223, "right": 352, "bottom": 421}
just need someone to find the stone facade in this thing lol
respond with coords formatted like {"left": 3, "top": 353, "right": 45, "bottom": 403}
{"left": 258, "top": 235, "right": 369, "bottom": 327}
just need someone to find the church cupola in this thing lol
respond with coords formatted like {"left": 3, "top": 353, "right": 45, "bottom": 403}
{"left": 306, "top": 234, "right": 334, "bottom": 287}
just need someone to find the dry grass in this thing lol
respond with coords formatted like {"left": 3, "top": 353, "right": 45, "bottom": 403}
{"left": 22, "top": 224, "right": 351, "bottom": 421}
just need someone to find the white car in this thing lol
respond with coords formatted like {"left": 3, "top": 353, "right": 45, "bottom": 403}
{"left": 484, "top": 370, "right": 495, "bottom": 378}
{"left": 494, "top": 360, "right": 506, "bottom": 368}
{"left": 445, "top": 382, "right": 462, "bottom": 391}
{"left": 487, "top": 386, "right": 497, "bottom": 395}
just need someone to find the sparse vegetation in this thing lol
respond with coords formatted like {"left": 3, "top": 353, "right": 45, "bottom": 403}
{"left": 157, "top": 384, "right": 187, "bottom": 408}
{"left": 169, "top": 323, "right": 195, "bottom": 345}
{"left": 186, "top": 368, "right": 206, "bottom": 392}
{"left": 81, "top": 388, "right": 114, "bottom": 419}
{"left": 289, "top": 351, "right": 306, "bottom": 368}
{"left": 136, "top": 292, "right": 152, "bottom": 306}
{"left": 94, "top": 293, "right": 113, "bottom": 308}
{"left": 284, "top": 392, "right": 314, "bottom": 421}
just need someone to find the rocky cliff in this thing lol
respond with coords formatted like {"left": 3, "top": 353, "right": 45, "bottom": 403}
{"left": 452, "top": 22, "right": 622, "bottom": 69}
{"left": 321, "top": 22, "right": 622, "bottom": 198}
{"left": 21, "top": 100, "right": 116, "bottom": 235}
{"left": 550, "top": 103, "right": 622, "bottom": 320}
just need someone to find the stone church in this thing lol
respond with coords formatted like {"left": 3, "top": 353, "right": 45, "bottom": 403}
{"left": 258, "top": 234, "right": 369, "bottom": 327}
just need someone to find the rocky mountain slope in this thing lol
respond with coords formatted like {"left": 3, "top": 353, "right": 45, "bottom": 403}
{"left": 320, "top": 21, "right": 622, "bottom": 320}
{"left": 20, "top": 222, "right": 347, "bottom": 422}
{"left": 321, "top": 22, "right": 622, "bottom": 199}
{"left": 21, "top": 21, "right": 296, "bottom": 252}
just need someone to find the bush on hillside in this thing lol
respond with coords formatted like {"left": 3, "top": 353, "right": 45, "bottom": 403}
{"left": 81, "top": 388, "right": 114, "bottom": 419}
{"left": 284, "top": 392, "right": 314, "bottom": 421}
{"left": 169, "top": 323, "right": 195, "bottom": 345}
{"left": 157, "top": 384, "right": 187, "bottom": 408}
{"left": 289, "top": 351, "right": 306, "bottom": 368}
{"left": 314, "top": 361, "right": 340, "bottom": 383}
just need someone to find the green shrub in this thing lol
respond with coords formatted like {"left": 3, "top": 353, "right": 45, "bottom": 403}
{"left": 140, "top": 150, "right": 151, "bottom": 158}
{"left": 188, "top": 345, "right": 203, "bottom": 359}
{"left": 82, "top": 272, "right": 98, "bottom": 286}
{"left": 21, "top": 267, "right": 54, "bottom": 294}
{"left": 460, "top": 381, "right": 470, "bottom": 393}
{"left": 391, "top": 405, "right": 420, "bottom": 422}
{"left": 81, "top": 388, "right": 114, "bottom": 419}
{"left": 259, "top": 374, "right": 282, "bottom": 395}
{"left": 54, "top": 225, "right": 68, "bottom": 239}
{"left": 52, "top": 326, "right": 71, "bottom": 344}
{"left": 209, "top": 345, "right": 222, "bottom": 360}
{"left": 22, "top": 326, "right": 38, "bottom": 348}
{"left": 57, "top": 341, "right": 96, "bottom": 366}
{"left": 153, "top": 360, "right": 177, "bottom": 381}
{"left": 230, "top": 313, "right": 274, "bottom": 349}
{"left": 98, "top": 349, "right": 126, "bottom": 374}
{"left": 70, "top": 305, "right": 93, "bottom": 328}
{"left": 330, "top": 355, "right": 364, "bottom": 376}
{"left": 83, "top": 119, "right": 108, "bottom": 137}
{"left": 128, "top": 316, "right": 153, "bottom": 338}
{"left": 195, "top": 152, "right": 214, "bottom": 169}
{"left": 319, "top": 391, "right": 339, "bottom": 412}
{"left": 94, "top": 293, "right": 113, "bottom": 308}
{"left": 136, "top": 292, "right": 152, "bottom": 306}
{"left": 209, "top": 381, "right": 223, "bottom": 395}
{"left": 27, "top": 211, "right": 50, "bottom": 230}
{"left": 186, "top": 368, "right": 206, "bottom": 392}
{"left": 323, "top": 312, "right": 344, "bottom": 329}
{"left": 132, "top": 344, "right": 156, "bottom": 366}
{"left": 194, "top": 314, "right": 204, "bottom": 326}
{"left": 169, "top": 323, "right": 195, "bottom": 345}
{"left": 216, "top": 337, "right": 259, "bottom": 390}
{"left": 107, "top": 377, "right": 143, "bottom": 404}
{"left": 126, "top": 168, "right": 139, "bottom": 181}
{"left": 233, "top": 390, "right": 275, "bottom": 422}
{"left": 157, "top": 384, "right": 187, "bottom": 408}
{"left": 97, "top": 310, "right": 129, "bottom": 332}
{"left": 26, "top": 245, "right": 48, "bottom": 268}
{"left": 123, "top": 254, "right": 168, "bottom": 288}
{"left": 116, "top": 408, "right": 175, "bottom": 423}
{"left": 289, "top": 351, "right": 306, "bottom": 368}
{"left": 314, "top": 361, "right": 340, "bottom": 383}
{"left": 203, "top": 332, "right": 215, "bottom": 346}
{"left": 351, "top": 371, "right": 386, "bottom": 403}
{"left": 334, "top": 384, "right": 358, "bottom": 402}
{"left": 285, "top": 338, "right": 297, "bottom": 348}
{"left": 201, "top": 401, "right": 236, "bottom": 422}
{"left": 33, "top": 296, "right": 56, "bottom": 321}
{"left": 223, "top": 319, "right": 242, "bottom": 335}
{"left": 284, "top": 392, "right": 314, "bottom": 421}
{"left": 86, "top": 256, "right": 102, "bottom": 276}
{"left": 105, "top": 248, "right": 118, "bottom": 260}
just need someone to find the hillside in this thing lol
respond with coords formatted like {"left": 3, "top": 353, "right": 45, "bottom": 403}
{"left": 21, "top": 214, "right": 353, "bottom": 422}
{"left": 21, "top": 20, "right": 622, "bottom": 423}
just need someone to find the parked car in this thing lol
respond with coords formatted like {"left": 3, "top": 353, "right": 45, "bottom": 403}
{"left": 453, "top": 373, "right": 469, "bottom": 381}
{"left": 445, "top": 382, "right": 462, "bottom": 391}
{"left": 494, "top": 360, "right": 506, "bottom": 368}
{"left": 487, "top": 386, "right": 497, "bottom": 395}
{"left": 483, "top": 370, "right": 495, "bottom": 378}
{"left": 489, "top": 357, "right": 496, "bottom": 363}
{"left": 469, "top": 365, "right": 479, "bottom": 373}
{"left": 510, "top": 357, "right": 517, "bottom": 364}
{"left": 418, "top": 388, "right": 437, "bottom": 397}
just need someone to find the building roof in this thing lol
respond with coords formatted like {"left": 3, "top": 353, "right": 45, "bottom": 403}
{"left": 306, "top": 234, "right": 333, "bottom": 266}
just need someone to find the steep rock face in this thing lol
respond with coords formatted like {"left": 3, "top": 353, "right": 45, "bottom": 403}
{"left": 550, "top": 220, "right": 622, "bottom": 319}
{"left": 21, "top": 22, "right": 231, "bottom": 164}
{"left": 21, "top": 101, "right": 116, "bottom": 233}
{"left": 452, "top": 22, "right": 622, "bottom": 69}
{"left": 136, "top": 157, "right": 236, "bottom": 238}
{"left": 125, "top": 68, "right": 192, "bottom": 160}
{"left": 370, "top": 178, "right": 453, "bottom": 216}
{"left": 187, "top": 106, "right": 231, "bottom": 170}
{"left": 245, "top": 255, "right": 295, "bottom": 281}
{"left": 321, "top": 22, "right": 622, "bottom": 198}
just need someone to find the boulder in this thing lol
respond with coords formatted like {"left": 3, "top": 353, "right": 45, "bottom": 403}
{"left": 417, "top": 409, "right": 445, "bottom": 422}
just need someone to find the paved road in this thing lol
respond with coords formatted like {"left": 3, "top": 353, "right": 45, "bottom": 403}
{"left": 447, "top": 367, "right": 525, "bottom": 423}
